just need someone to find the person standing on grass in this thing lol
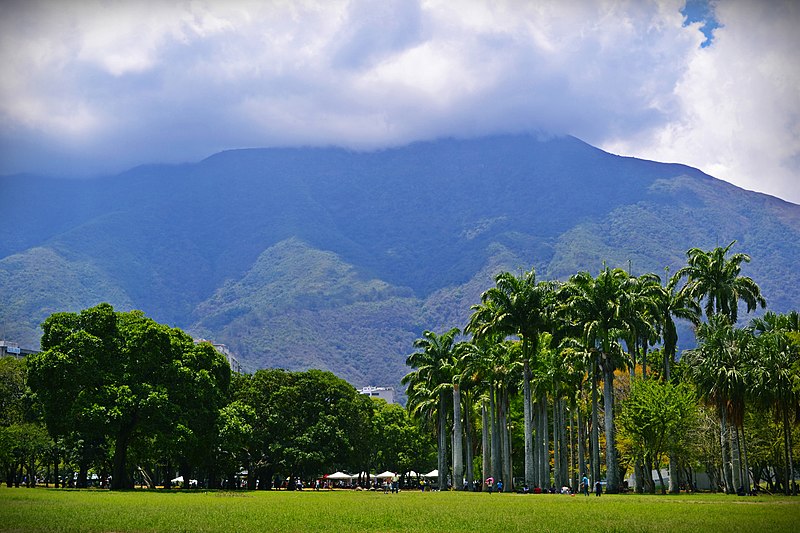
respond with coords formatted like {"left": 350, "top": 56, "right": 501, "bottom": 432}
{"left": 582, "top": 474, "right": 589, "bottom": 496}
{"left": 595, "top": 481, "right": 602, "bottom": 497}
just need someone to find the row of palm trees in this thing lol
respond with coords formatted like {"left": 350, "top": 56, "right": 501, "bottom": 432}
{"left": 403, "top": 242, "right": 797, "bottom": 494}
{"left": 685, "top": 311, "right": 799, "bottom": 495}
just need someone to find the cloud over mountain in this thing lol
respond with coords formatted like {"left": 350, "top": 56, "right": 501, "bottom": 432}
{"left": 1, "top": 0, "right": 798, "bottom": 203}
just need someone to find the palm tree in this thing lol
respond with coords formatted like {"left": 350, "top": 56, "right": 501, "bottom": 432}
{"left": 658, "top": 270, "right": 702, "bottom": 382}
{"left": 560, "top": 267, "right": 631, "bottom": 493}
{"left": 467, "top": 269, "right": 555, "bottom": 491}
{"left": 750, "top": 311, "right": 800, "bottom": 495}
{"left": 403, "top": 328, "right": 460, "bottom": 491}
{"left": 655, "top": 270, "right": 701, "bottom": 493}
{"left": 558, "top": 336, "right": 592, "bottom": 490}
{"left": 683, "top": 315, "right": 755, "bottom": 493}
{"left": 673, "top": 241, "right": 766, "bottom": 323}
{"left": 620, "top": 273, "right": 661, "bottom": 380}
{"left": 457, "top": 336, "right": 496, "bottom": 487}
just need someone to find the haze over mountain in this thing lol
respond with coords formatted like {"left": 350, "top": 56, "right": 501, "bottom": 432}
{"left": 2, "top": 134, "right": 799, "bottom": 388}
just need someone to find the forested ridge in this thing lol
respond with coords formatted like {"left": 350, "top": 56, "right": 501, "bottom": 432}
{"left": 2, "top": 134, "right": 800, "bottom": 389}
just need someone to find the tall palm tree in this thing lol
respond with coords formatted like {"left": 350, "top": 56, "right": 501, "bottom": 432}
{"left": 683, "top": 315, "right": 755, "bottom": 493}
{"left": 467, "top": 269, "right": 555, "bottom": 491}
{"left": 750, "top": 311, "right": 800, "bottom": 495}
{"left": 560, "top": 267, "right": 631, "bottom": 493}
{"left": 673, "top": 241, "right": 766, "bottom": 323}
{"left": 658, "top": 270, "right": 702, "bottom": 382}
{"left": 403, "top": 328, "right": 460, "bottom": 491}
{"left": 457, "top": 336, "right": 495, "bottom": 487}
{"left": 654, "top": 270, "right": 701, "bottom": 493}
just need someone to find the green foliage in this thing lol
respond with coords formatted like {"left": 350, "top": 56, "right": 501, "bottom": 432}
{"left": 370, "top": 399, "right": 435, "bottom": 475}
{"left": 0, "top": 357, "right": 27, "bottom": 427}
{"left": 27, "top": 304, "right": 230, "bottom": 489}
{"left": 232, "top": 368, "right": 374, "bottom": 481}
{"left": 674, "top": 241, "right": 766, "bottom": 322}
{"left": 618, "top": 379, "right": 698, "bottom": 479}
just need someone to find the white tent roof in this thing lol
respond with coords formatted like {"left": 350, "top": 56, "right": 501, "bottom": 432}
{"left": 326, "top": 471, "right": 353, "bottom": 480}
{"left": 376, "top": 470, "right": 396, "bottom": 479}
{"left": 170, "top": 476, "right": 197, "bottom": 484}
{"left": 423, "top": 469, "right": 439, "bottom": 478}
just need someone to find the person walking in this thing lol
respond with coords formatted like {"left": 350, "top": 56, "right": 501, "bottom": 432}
{"left": 595, "top": 481, "right": 602, "bottom": 497}
{"left": 582, "top": 474, "right": 589, "bottom": 496}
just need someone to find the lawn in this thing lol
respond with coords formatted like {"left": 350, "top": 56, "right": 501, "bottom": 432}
{"left": 1, "top": 487, "right": 798, "bottom": 532}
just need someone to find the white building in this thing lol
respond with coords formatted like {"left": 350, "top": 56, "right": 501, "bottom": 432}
{"left": 358, "top": 386, "right": 396, "bottom": 404}
{"left": 194, "top": 339, "right": 242, "bottom": 374}
{"left": 0, "top": 340, "right": 37, "bottom": 359}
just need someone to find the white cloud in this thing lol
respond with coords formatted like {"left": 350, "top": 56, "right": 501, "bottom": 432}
{"left": 600, "top": 0, "right": 800, "bottom": 203}
{"left": 0, "top": 0, "right": 798, "bottom": 203}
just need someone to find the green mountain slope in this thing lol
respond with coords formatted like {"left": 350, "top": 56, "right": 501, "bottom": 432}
{"left": 2, "top": 134, "right": 799, "bottom": 388}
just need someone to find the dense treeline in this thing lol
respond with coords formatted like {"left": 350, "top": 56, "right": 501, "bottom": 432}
{"left": 0, "top": 305, "right": 435, "bottom": 489}
{"left": 3, "top": 242, "right": 798, "bottom": 495}
{"left": 404, "top": 242, "right": 800, "bottom": 495}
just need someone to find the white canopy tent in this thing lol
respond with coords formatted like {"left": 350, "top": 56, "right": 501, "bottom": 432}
{"left": 170, "top": 476, "right": 198, "bottom": 486}
{"left": 376, "top": 470, "right": 396, "bottom": 479}
{"left": 423, "top": 469, "right": 438, "bottom": 478}
{"left": 326, "top": 471, "right": 353, "bottom": 480}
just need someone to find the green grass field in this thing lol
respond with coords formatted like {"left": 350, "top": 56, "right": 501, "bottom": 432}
{"left": 1, "top": 487, "right": 798, "bottom": 532}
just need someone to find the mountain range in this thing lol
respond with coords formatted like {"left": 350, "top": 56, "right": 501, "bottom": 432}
{"left": 2, "top": 134, "right": 799, "bottom": 389}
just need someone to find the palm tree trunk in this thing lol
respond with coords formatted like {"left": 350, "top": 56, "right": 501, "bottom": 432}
{"left": 539, "top": 393, "right": 550, "bottom": 489}
{"left": 569, "top": 404, "right": 575, "bottom": 491}
{"left": 523, "top": 360, "right": 535, "bottom": 489}
{"left": 783, "top": 407, "right": 792, "bottom": 495}
{"left": 740, "top": 423, "right": 751, "bottom": 493}
{"left": 533, "top": 398, "right": 540, "bottom": 488}
{"left": 591, "top": 360, "right": 601, "bottom": 485}
{"left": 603, "top": 361, "right": 620, "bottom": 493}
{"left": 452, "top": 384, "right": 463, "bottom": 490}
{"left": 719, "top": 407, "right": 733, "bottom": 493}
{"left": 577, "top": 402, "right": 587, "bottom": 485}
{"left": 491, "top": 385, "right": 501, "bottom": 483}
{"left": 555, "top": 398, "right": 567, "bottom": 488}
{"left": 482, "top": 399, "right": 490, "bottom": 486}
{"left": 438, "top": 389, "right": 448, "bottom": 491}
{"left": 730, "top": 423, "right": 741, "bottom": 490}
{"left": 562, "top": 400, "right": 569, "bottom": 487}
{"left": 553, "top": 394, "right": 561, "bottom": 488}
{"left": 501, "top": 388, "right": 512, "bottom": 491}
{"left": 465, "top": 391, "right": 474, "bottom": 491}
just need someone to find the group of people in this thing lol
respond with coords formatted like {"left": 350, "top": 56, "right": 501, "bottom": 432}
{"left": 484, "top": 478, "right": 504, "bottom": 493}
{"left": 581, "top": 475, "right": 603, "bottom": 496}
{"left": 478, "top": 475, "right": 603, "bottom": 496}
{"left": 382, "top": 479, "right": 400, "bottom": 493}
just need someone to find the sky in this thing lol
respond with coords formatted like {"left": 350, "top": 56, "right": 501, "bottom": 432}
{"left": 1, "top": 0, "right": 798, "bottom": 204}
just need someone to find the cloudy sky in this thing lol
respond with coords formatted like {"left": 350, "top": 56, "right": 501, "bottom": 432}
{"left": 1, "top": 0, "right": 798, "bottom": 203}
